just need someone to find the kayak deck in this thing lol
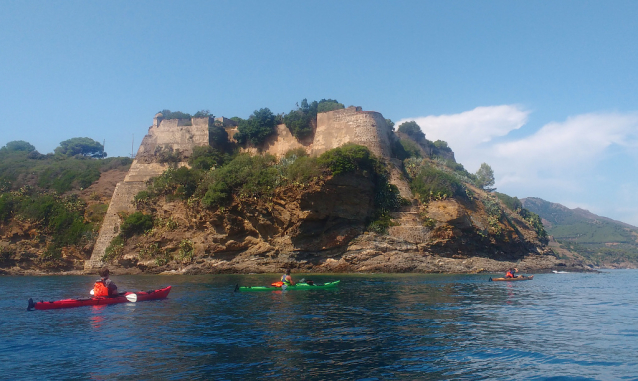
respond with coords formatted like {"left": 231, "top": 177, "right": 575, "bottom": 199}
{"left": 28, "top": 286, "right": 171, "bottom": 310}
{"left": 489, "top": 275, "right": 534, "bottom": 282}
{"left": 236, "top": 280, "right": 340, "bottom": 291}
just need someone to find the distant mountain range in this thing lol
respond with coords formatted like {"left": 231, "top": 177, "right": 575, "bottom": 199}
{"left": 521, "top": 197, "right": 638, "bottom": 267}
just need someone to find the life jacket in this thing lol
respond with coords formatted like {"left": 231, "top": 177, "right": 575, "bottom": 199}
{"left": 271, "top": 281, "right": 284, "bottom": 287}
{"left": 93, "top": 280, "right": 110, "bottom": 297}
{"left": 281, "top": 274, "right": 291, "bottom": 285}
{"left": 506, "top": 271, "right": 514, "bottom": 278}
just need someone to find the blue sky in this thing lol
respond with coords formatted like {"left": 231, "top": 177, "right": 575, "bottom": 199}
{"left": 1, "top": 1, "right": 638, "bottom": 225}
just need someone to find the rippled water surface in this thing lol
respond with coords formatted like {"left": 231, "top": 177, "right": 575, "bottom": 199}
{"left": 3, "top": 270, "right": 638, "bottom": 380}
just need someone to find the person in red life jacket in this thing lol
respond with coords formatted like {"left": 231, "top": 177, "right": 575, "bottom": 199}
{"left": 93, "top": 267, "right": 118, "bottom": 297}
{"left": 506, "top": 267, "right": 519, "bottom": 278}
{"left": 281, "top": 269, "right": 295, "bottom": 286}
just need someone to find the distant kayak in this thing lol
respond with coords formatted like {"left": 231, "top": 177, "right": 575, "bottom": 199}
{"left": 553, "top": 270, "right": 569, "bottom": 274}
{"left": 28, "top": 286, "right": 171, "bottom": 310}
{"left": 489, "top": 275, "right": 534, "bottom": 282}
{"left": 235, "top": 280, "right": 340, "bottom": 292}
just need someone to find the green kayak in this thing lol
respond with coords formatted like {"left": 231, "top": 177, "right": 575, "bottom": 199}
{"left": 235, "top": 280, "right": 340, "bottom": 292}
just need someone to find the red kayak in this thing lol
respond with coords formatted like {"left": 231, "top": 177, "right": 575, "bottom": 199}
{"left": 28, "top": 286, "right": 171, "bottom": 311}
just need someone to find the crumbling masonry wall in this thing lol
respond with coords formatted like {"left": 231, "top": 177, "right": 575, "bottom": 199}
{"left": 311, "top": 107, "right": 392, "bottom": 158}
{"left": 85, "top": 117, "right": 209, "bottom": 271}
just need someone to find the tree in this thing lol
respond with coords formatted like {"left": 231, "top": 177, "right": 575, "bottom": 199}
{"left": 385, "top": 119, "right": 395, "bottom": 131}
{"left": 193, "top": 110, "right": 211, "bottom": 118}
{"left": 397, "top": 121, "right": 425, "bottom": 141}
{"left": 1, "top": 140, "right": 36, "bottom": 153}
{"left": 316, "top": 99, "right": 344, "bottom": 113}
{"left": 475, "top": 163, "right": 496, "bottom": 191}
{"left": 208, "top": 125, "right": 230, "bottom": 150}
{"left": 283, "top": 109, "right": 313, "bottom": 139}
{"left": 234, "top": 108, "right": 276, "bottom": 146}
{"left": 159, "top": 109, "right": 192, "bottom": 120}
{"left": 54, "top": 137, "right": 105, "bottom": 158}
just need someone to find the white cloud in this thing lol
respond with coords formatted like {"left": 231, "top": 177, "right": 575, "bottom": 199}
{"left": 398, "top": 107, "right": 638, "bottom": 224}
{"left": 397, "top": 105, "right": 530, "bottom": 170}
{"left": 494, "top": 113, "right": 638, "bottom": 170}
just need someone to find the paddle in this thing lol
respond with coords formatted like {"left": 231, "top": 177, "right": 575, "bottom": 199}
{"left": 125, "top": 293, "right": 138, "bottom": 302}
{"left": 89, "top": 289, "right": 137, "bottom": 302}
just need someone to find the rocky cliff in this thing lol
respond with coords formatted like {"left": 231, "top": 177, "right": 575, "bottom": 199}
{"left": 84, "top": 105, "right": 589, "bottom": 275}
{"left": 1, "top": 106, "right": 592, "bottom": 275}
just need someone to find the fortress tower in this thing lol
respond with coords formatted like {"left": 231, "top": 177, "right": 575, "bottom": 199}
{"left": 84, "top": 115, "right": 210, "bottom": 271}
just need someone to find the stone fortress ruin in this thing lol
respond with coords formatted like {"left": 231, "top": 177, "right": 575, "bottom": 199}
{"left": 86, "top": 107, "right": 426, "bottom": 270}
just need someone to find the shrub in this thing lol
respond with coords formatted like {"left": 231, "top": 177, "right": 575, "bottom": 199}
{"left": 316, "top": 99, "right": 344, "bottom": 113}
{"left": 100, "top": 156, "right": 133, "bottom": 171}
{"left": 368, "top": 213, "right": 396, "bottom": 234}
{"left": 317, "top": 144, "right": 380, "bottom": 176}
{"left": 0, "top": 246, "right": 15, "bottom": 265}
{"left": 178, "top": 239, "right": 194, "bottom": 264}
{"left": 284, "top": 109, "right": 313, "bottom": 140}
{"left": 433, "top": 140, "right": 451, "bottom": 152}
{"left": 410, "top": 164, "right": 465, "bottom": 202}
{"left": 208, "top": 125, "right": 230, "bottom": 150}
{"left": 189, "top": 146, "right": 228, "bottom": 171}
{"left": 103, "top": 235, "right": 125, "bottom": 262}
{"left": 49, "top": 208, "right": 91, "bottom": 247}
{"left": 234, "top": 108, "right": 276, "bottom": 146}
{"left": 159, "top": 110, "right": 192, "bottom": 120}
{"left": 0, "top": 193, "right": 16, "bottom": 222}
{"left": 284, "top": 156, "right": 323, "bottom": 184}
{"left": 519, "top": 208, "right": 549, "bottom": 244}
{"left": 398, "top": 121, "right": 425, "bottom": 141}
{"left": 119, "top": 212, "right": 154, "bottom": 238}
{"left": 482, "top": 195, "right": 502, "bottom": 217}
{"left": 154, "top": 146, "right": 183, "bottom": 165}
{"left": 193, "top": 110, "right": 211, "bottom": 118}
{"left": 148, "top": 167, "right": 202, "bottom": 201}
{"left": 284, "top": 98, "right": 344, "bottom": 140}
{"left": 40, "top": 245, "right": 63, "bottom": 266}
{"left": 400, "top": 139, "right": 422, "bottom": 159}
{"left": 200, "top": 154, "right": 278, "bottom": 208}
{"left": 86, "top": 203, "right": 109, "bottom": 224}
{"left": 495, "top": 192, "right": 523, "bottom": 212}
{"left": 284, "top": 148, "right": 308, "bottom": 159}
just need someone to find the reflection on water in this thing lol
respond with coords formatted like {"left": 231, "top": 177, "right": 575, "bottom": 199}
{"left": 2, "top": 272, "right": 638, "bottom": 379}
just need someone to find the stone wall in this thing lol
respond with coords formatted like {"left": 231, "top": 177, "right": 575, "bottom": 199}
{"left": 311, "top": 107, "right": 393, "bottom": 158}
{"left": 84, "top": 182, "right": 148, "bottom": 270}
{"left": 85, "top": 117, "right": 209, "bottom": 271}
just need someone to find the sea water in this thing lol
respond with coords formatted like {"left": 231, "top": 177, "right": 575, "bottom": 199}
{"left": 2, "top": 270, "right": 637, "bottom": 380}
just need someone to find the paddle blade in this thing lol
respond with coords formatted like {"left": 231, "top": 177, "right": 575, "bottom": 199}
{"left": 125, "top": 293, "right": 138, "bottom": 302}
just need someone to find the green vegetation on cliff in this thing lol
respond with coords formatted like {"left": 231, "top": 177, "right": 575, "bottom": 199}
{"left": 0, "top": 188, "right": 96, "bottom": 267}
{"left": 0, "top": 140, "right": 132, "bottom": 267}
{"left": 0, "top": 140, "right": 131, "bottom": 193}
{"left": 494, "top": 192, "right": 547, "bottom": 244}
{"left": 134, "top": 144, "right": 400, "bottom": 236}
{"left": 283, "top": 98, "right": 345, "bottom": 140}
{"left": 234, "top": 108, "right": 277, "bottom": 146}
{"left": 522, "top": 197, "right": 638, "bottom": 265}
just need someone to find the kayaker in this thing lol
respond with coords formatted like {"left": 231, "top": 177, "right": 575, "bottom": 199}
{"left": 93, "top": 267, "right": 118, "bottom": 297}
{"left": 281, "top": 269, "right": 295, "bottom": 286}
{"left": 506, "top": 267, "right": 518, "bottom": 278}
